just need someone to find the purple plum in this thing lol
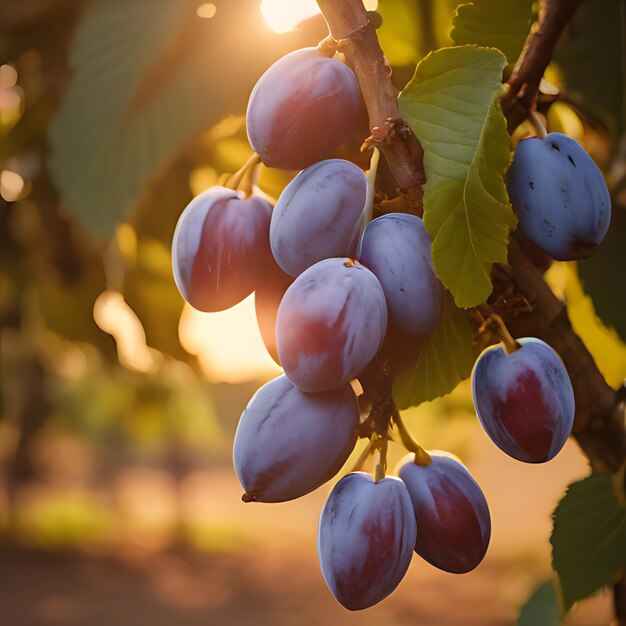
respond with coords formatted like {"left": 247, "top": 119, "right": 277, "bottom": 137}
{"left": 358, "top": 213, "right": 444, "bottom": 335}
{"left": 233, "top": 375, "right": 359, "bottom": 503}
{"left": 471, "top": 337, "right": 575, "bottom": 463}
{"left": 171, "top": 186, "right": 273, "bottom": 312}
{"left": 246, "top": 48, "right": 361, "bottom": 170}
{"left": 318, "top": 472, "right": 417, "bottom": 610}
{"left": 507, "top": 132, "right": 611, "bottom": 260}
{"left": 270, "top": 159, "right": 366, "bottom": 277}
{"left": 276, "top": 258, "right": 388, "bottom": 392}
{"left": 398, "top": 452, "right": 491, "bottom": 573}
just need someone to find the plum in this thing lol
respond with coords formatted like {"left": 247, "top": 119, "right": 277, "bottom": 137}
{"left": 276, "top": 258, "right": 388, "bottom": 392}
{"left": 358, "top": 213, "right": 444, "bottom": 335}
{"left": 471, "top": 337, "right": 575, "bottom": 463}
{"left": 398, "top": 452, "right": 491, "bottom": 573}
{"left": 246, "top": 48, "right": 361, "bottom": 170}
{"left": 233, "top": 375, "right": 359, "bottom": 503}
{"left": 254, "top": 259, "right": 294, "bottom": 364}
{"left": 270, "top": 159, "right": 367, "bottom": 277}
{"left": 171, "top": 186, "right": 273, "bottom": 312}
{"left": 507, "top": 132, "right": 611, "bottom": 260}
{"left": 318, "top": 472, "right": 417, "bottom": 610}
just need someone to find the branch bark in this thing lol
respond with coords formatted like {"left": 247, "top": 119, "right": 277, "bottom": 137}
{"left": 316, "top": 0, "right": 425, "bottom": 213}
{"left": 499, "top": 242, "right": 625, "bottom": 474}
{"left": 316, "top": 0, "right": 625, "bottom": 618}
{"left": 502, "top": 0, "right": 583, "bottom": 133}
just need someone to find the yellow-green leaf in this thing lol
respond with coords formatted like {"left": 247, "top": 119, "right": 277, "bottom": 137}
{"left": 544, "top": 262, "right": 626, "bottom": 389}
{"left": 393, "top": 292, "right": 477, "bottom": 409}
{"left": 376, "top": 0, "right": 456, "bottom": 67}
{"left": 47, "top": 0, "right": 302, "bottom": 239}
{"left": 399, "top": 46, "right": 517, "bottom": 308}
{"left": 451, "top": 0, "right": 534, "bottom": 63}
{"left": 551, "top": 474, "right": 626, "bottom": 610}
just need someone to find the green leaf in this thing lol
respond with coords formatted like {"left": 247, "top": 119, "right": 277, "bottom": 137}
{"left": 517, "top": 580, "right": 562, "bottom": 626}
{"left": 48, "top": 0, "right": 192, "bottom": 237}
{"left": 47, "top": 0, "right": 298, "bottom": 238}
{"left": 393, "top": 292, "right": 476, "bottom": 409}
{"left": 451, "top": 0, "right": 534, "bottom": 63}
{"left": 551, "top": 474, "right": 626, "bottom": 610}
{"left": 399, "top": 46, "right": 517, "bottom": 308}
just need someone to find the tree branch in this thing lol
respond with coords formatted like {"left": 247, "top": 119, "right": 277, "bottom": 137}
{"left": 501, "top": 0, "right": 583, "bottom": 133}
{"left": 316, "top": 0, "right": 625, "bottom": 467}
{"left": 316, "top": 0, "right": 425, "bottom": 213}
{"left": 316, "top": 0, "right": 624, "bottom": 620}
{"left": 496, "top": 242, "right": 625, "bottom": 473}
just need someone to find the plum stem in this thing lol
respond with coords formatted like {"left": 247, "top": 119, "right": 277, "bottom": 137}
{"left": 528, "top": 110, "right": 548, "bottom": 139}
{"left": 489, "top": 313, "right": 522, "bottom": 355}
{"left": 347, "top": 433, "right": 379, "bottom": 474}
{"left": 374, "top": 437, "right": 388, "bottom": 483}
{"left": 225, "top": 152, "right": 260, "bottom": 198}
{"left": 393, "top": 411, "right": 432, "bottom": 466}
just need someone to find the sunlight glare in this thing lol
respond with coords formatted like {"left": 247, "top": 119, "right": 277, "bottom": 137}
{"left": 179, "top": 294, "right": 282, "bottom": 384}
{"left": 261, "top": 0, "right": 378, "bottom": 33}
{"left": 260, "top": 0, "right": 320, "bottom": 34}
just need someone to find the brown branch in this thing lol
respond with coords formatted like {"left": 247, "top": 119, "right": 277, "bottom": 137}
{"left": 316, "top": 0, "right": 625, "bottom": 467}
{"left": 316, "top": 0, "right": 425, "bottom": 213}
{"left": 502, "top": 0, "right": 583, "bottom": 133}
{"left": 495, "top": 242, "right": 625, "bottom": 473}
{"left": 316, "top": 0, "right": 624, "bottom": 620}
{"left": 500, "top": 1, "right": 626, "bottom": 618}
{"left": 497, "top": 0, "right": 625, "bottom": 469}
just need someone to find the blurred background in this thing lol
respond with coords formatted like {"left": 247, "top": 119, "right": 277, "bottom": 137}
{"left": 0, "top": 0, "right": 624, "bottom": 624}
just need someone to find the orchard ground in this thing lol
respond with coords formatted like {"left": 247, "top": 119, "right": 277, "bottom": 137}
{"left": 0, "top": 416, "right": 613, "bottom": 626}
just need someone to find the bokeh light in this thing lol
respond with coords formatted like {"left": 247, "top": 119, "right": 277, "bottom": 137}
{"left": 0, "top": 170, "right": 25, "bottom": 201}
{"left": 196, "top": 3, "right": 217, "bottom": 19}
{"left": 0, "top": 85, "right": 23, "bottom": 130}
{"left": 0, "top": 64, "right": 18, "bottom": 89}
{"left": 93, "top": 290, "right": 162, "bottom": 373}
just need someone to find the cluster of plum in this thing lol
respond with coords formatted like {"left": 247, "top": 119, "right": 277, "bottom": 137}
{"left": 171, "top": 41, "right": 610, "bottom": 611}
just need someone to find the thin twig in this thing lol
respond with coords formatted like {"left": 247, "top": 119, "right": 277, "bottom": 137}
{"left": 316, "top": 0, "right": 425, "bottom": 213}
{"left": 224, "top": 152, "right": 260, "bottom": 196}
{"left": 393, "top": 411, "right": 432, "bottom": 466}
{"left": 315, "top": 1, "right": 624, "bottom": 620}
{"left": 502, "top": 0, "right": 583, "bottom": 133}
{"left": 346, "top": 433, "right": 380, "bottom": 475}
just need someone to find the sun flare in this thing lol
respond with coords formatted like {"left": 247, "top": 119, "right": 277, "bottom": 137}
{"left": 260, "top": 0, "right": 378, "bottom": 34}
